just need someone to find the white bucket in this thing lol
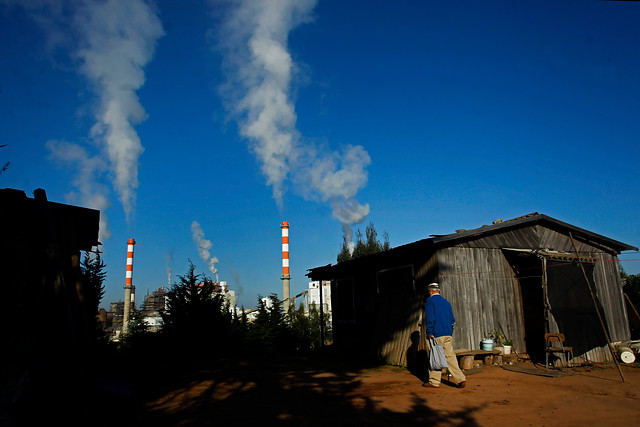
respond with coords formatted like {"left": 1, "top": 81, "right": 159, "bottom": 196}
{"left": 503, "top": 345, "right": 512, "bottom": 355}
{"left": 481, "top": 338, "right": 494, "bottom": 351}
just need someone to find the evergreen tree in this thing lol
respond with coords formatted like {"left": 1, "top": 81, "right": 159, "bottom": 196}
{"left": 364, "top": 222, "right": 382, "bottom": 255}
{"left": 339, "top": 222, "right": 391, "bottom": 262}
{"left": 337, "top": 235, "right": 352, "bottom": 263}
{"left": 80, "top": 250, "right": 107, "bottom": 344}
{"left": 161, "top": 261, "right": 228, "bottom": 355}
{"left": 247, "top": 294, "right": 292, "bottom": 353}
{"left": 288, "top": 303, "right": 312, "bottom": 351}
{"left": 81, "top": 250, "right": 106, "bottom": 315}
{"left": 308, "top": 303, "right": 332, "bottom": 349}
{"left": 382, "top": 231, "right": 391, "bottom": 251}
{"left": 351, "top": 229, "right": 366, "bottom": 259}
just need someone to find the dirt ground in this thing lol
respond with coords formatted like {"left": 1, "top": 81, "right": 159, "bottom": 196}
{"left": 124, "top": 350, "right": 640, "bottom": 426}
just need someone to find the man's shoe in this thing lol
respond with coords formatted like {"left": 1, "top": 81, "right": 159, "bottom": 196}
{"left": 422, "top": 383, "right": 439, "bottom": 388}
{"left": 457, "top": 381, "right": 466, "bottom": 389}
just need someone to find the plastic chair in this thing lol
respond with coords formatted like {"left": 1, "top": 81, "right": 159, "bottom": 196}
{"left": 545, "top": 333, "right": 574, "bottom": 372}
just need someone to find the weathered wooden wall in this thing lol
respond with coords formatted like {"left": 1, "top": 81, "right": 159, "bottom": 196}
{"left": 591, "top": 251, "right": 629, "bottom": 342}
{"left": 371, "top": 265, "right": 420, "bottom": 366}
{"left": 437, "top": 247, "right": 526, "bottom": 352}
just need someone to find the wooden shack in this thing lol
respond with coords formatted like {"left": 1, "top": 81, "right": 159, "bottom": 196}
{"left": 1, "top": 188, "right": 100, "bottom": 423}
{"left": 307, "top": 213, "right": 637, "bottom": 366}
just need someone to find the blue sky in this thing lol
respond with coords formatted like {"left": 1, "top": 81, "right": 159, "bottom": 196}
{"left": 2, "top": 0, "right": 639, "bottom": 310}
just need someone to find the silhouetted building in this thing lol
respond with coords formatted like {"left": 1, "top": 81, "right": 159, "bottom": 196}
{"left": 1, "top": 188, "right": 100, "bottom": 424}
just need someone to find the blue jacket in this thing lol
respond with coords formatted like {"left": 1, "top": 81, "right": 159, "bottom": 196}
{"left": 425, "top": 294, "right": 455, "bottom": 338}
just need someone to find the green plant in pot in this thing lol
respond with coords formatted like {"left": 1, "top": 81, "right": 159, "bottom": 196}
{"left": 488, "top": 329, "right": 505, "bottom": 346}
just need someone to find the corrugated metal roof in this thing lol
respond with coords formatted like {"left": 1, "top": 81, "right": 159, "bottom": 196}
{"left": 410, "top": 212, "right": 637, "bottom": 253}
{"left": 307, "top": 212, "right": 637, "bottom": 279}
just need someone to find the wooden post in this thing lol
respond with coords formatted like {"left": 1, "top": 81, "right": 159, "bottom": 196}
{"left": 460, "top": 355, "right": 474, "bottom": 370}
{"left": 624, "top": 293, "right": 640, "bottom": 324}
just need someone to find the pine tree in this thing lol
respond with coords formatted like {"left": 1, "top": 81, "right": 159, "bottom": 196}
{"left": 337, "top": 235, "right": 352, "bottom": 263}
{"left": 80, "top": 250, "right": 107, "bottom": 345}
{"left": 382, "top": 231, "right": 391, "bottom": 251}
{"left": 81, "top": 250, "right": 106, "bottom": 315}
{"left": 364, "top": 222, "right": 382, "bottom": 255}
{"left": 351, "top": 229, "right": 366, "bottom": 258}
{"left": 161, "top": 261, "right": 228, "bottom": 355}
{"left": 339, "top": 222, "right": 390, "bottom": 262}
{"left": 247, "top": 294, "right": 293, "bottom": 353}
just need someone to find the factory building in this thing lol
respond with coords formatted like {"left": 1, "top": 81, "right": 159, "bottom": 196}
{"left": 308, "top": 280, "right": 331, "bottom": 315}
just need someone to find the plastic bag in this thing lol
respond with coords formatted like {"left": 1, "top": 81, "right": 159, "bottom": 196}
{"left": 429, "top": 337, "right": 448, "bottom": 370}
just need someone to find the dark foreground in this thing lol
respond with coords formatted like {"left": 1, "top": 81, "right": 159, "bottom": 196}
{"left": 103, "top": 350, "right": 640, "bottom": 426}
{"left": 8, "top": 348, "right": 640, "bottom": 426}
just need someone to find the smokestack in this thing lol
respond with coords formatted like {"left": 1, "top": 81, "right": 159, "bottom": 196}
{"left": 122, "top": 238, "right": 135, "bottom": 334}
{"left": 281, "top": 221, "right": 290, "bottom": 311}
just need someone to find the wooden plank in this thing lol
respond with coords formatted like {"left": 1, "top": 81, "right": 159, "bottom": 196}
{"left": 455, "top": 349, "right": 499, "bottom": 356}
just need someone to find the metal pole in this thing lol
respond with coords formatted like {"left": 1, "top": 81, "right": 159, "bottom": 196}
{"left": 569, "top": 232, "right": 625, "bottom": 382}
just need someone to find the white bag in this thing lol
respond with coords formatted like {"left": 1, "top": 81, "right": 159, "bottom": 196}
{"left": 429, "top": 337, "right": 448, "bottom": 370}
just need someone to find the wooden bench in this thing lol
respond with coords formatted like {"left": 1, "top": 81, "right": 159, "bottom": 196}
{"left": 454, "top": 349, "right": 501, "bottom": 370}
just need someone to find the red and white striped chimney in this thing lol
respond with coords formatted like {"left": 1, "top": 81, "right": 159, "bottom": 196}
{"left": 122, "top": 238, "right": 135, "bottom": 334}
{"left": 281, "top": 221, "right": 290, "bottom": 310}
{"left": 281, "top": 221, "right": 290, "bottom": 277}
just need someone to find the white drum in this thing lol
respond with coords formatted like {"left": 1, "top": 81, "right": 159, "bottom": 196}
{"left": 619, "top": 347, "right": 636, "bottom": 364}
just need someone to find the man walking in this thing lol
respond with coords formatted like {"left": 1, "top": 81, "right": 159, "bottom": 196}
{"left": 423, "top": 282, "right": 466, "bottom": 389}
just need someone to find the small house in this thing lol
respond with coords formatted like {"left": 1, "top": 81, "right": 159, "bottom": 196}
{"left": 307, "top": 213, "right": 637, "bottom": 366}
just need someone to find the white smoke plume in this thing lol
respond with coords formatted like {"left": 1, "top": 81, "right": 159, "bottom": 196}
{"left": 215, "top": 0, "right": 370, "bottom": 245}
{"left": 165, "top": 252, "right": 173, "bottom": 286}
{"left": 230, "top": 268, "right": 244, "bottom": 296}
{"left": 74, "top": 0, "right": 164, "bottom": 221}
{"left": 191, "top": 221, "right": 219, "bottom": 277}
{"left": 46, "top": 139, "right": 112, "bottom": 241}
{"left": 7, "top": 0, "right": 164, "bottom": 225}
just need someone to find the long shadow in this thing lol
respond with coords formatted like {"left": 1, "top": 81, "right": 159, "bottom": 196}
{"left": 406, "top": 331, "right": 429, "bottom": 383}
{"left": 94, "top": 347, "right": 483, "bottom": 426}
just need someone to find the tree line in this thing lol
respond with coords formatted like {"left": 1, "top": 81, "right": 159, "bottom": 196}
{"left": 83, "top": 256, "right": 331, "bottom": 359}
{"left": 337, "top": 222, "right": 390, "bottom": 263}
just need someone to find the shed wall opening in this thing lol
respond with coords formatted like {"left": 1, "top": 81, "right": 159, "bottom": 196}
{"left": 503, "top": 251, "right": 546, "bottom": 359}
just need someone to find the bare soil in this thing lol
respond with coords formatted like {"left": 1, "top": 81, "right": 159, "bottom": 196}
{"left": 126, "top": 350, "right": 640, "bottom": 426}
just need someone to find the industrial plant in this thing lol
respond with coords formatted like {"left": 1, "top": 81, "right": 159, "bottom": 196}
{"left": 100, "top": 221, "right": 329, "bottom": 339}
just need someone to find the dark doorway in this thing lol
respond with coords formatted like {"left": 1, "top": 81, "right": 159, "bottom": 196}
{"left": 503, "top": 251, "right": 546, "bottom": 360}
{"left": 546, "top": 260, "right": 606, "bottom": 356}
